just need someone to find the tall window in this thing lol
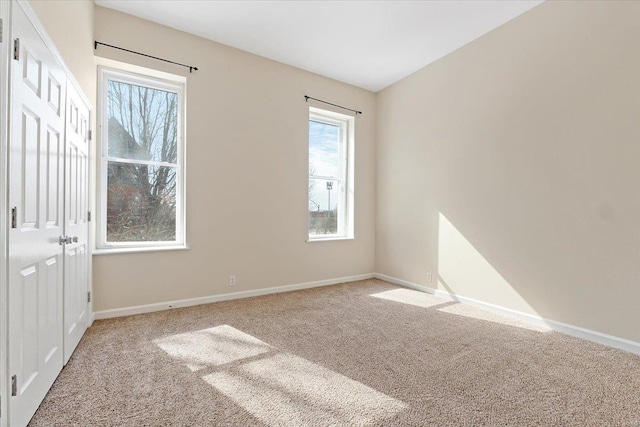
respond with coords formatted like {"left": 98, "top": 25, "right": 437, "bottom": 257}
{"left": 97, "top": 68, "right": 185, "bottom": 251}
{"left": 308, "top": 107, "right": 354, "bottom": 240}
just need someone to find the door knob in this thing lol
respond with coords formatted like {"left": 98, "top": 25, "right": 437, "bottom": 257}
{"left": 58, "top": 236, "right": 78, "bottom": 245}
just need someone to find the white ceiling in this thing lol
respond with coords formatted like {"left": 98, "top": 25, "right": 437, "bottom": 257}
{"left": 94, "top": 1, "right": 543, "bottom": 92}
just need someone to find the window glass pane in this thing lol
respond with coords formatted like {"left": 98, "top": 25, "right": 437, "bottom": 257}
{"left": 309, "top": 120, "right": 340, "bottom": 178}
{"left": 107, "top": 80, "right": 178, "bottom": 164}
{"left": 107, "top": 161, "right": 177, "bottom": 242}
{"left": 309, "top": 178, "right": 339, "bottom": 236}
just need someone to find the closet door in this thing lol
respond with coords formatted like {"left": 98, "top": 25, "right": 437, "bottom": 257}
{"left": 7, "top": 4, "right": 66, "bottom": 426}
{"left": 63, "top": 83, "right": 90, "bottom": 364}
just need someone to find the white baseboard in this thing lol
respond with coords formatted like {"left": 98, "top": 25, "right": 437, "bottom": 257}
{"left": 94, "top": 273, "right": 375, "bottom": 320}
{"left": 374, "top": 273, "right": 640, "bottom": 356}
{"left": 94, "top": 271, "right": 640, "bottom": 356}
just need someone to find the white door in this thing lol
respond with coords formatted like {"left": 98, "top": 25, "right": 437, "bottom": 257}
{"left": 63, "top": 83, "right": 90, "bottom": 363}
{"left": 8, "top": 4, "right": 66, "bottom": 426}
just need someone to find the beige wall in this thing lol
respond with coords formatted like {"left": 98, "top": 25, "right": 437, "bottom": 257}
{"left": 92, "top": 7, "right": 376, "bottom": 311}
{"left": 31, "top": 1, "right": 639, "bottom": 343}
{"left": 376, "top": 1, "right": 640, "bottom": 342}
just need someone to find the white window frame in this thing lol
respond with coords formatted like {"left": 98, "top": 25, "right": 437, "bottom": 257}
{"left": 96, "top": 67, "right": 186, "bottom": 253}
{"left": 308, "top": 107, "right": 355, "bottom": 241}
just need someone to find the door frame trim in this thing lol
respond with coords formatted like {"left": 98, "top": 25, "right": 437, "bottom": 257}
{"left": 0, "top": 1, "right": 11, "bottom": 425}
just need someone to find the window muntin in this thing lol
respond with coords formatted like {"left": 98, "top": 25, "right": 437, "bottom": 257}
{"left": 98, "top": 68, "right": 185, "bottom": 249}
{"left": 308, "top": 108, "right": 353, "bottom": 240}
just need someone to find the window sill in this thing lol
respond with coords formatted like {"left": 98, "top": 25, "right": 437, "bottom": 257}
{"left": 306, "top": 237, "right": 355, "bottom": 243}
{"left": 93, "top": 245, "right": 190, "bottom": 255}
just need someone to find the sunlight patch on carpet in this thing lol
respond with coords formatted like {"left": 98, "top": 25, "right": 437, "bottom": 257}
{"left": 370, "top": 288, "right": 445, "bottom": 309}
{"left": 203, "top": 353, "right": 407, "bottom": 426}
{"left": 154, "top": 325, "right": 272, "bottom": 371}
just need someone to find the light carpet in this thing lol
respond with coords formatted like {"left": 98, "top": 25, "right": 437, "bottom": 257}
{"left": 30, "top": 279, "right": 640, "bottom": 426}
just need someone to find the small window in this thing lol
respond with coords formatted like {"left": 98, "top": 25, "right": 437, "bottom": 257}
{"left": 97, "top": 68, "right": 185, "bottom": 251}
{"left": 308, "top": 107, "right": 354, "bottom": 241}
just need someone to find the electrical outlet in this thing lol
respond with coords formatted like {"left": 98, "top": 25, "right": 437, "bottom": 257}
{"left": 229, "top": 275, "right": 236, "bottom": 286}
{"left": 426, "top": 272, "right": 432, "bottom": 282}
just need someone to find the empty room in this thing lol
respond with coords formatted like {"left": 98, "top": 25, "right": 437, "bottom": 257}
{"left": 0, "top": 0, "right": 639, "bottom": 425}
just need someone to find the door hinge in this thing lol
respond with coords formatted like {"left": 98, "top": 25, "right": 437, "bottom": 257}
{"left": 11, "top": 375, "right": 17, "bottom": 397}
{"left": 88, "top": 211, "right": 91, "bottom": 222}
{"left": 13, "top": 38, "right": 19, "bottom": 61}
{"left": 11, "top": 207, "right": 17, "bottom": 228}
{"left": 88, "top": 291, "right": 91, "bottom": 303}
{"left": 0, "top": 19, "right": 4, "bottom": 43}
{"left": 88, "top": 129, "right": 92, "bottom": 141}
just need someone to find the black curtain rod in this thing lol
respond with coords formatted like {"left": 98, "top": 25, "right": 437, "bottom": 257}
{"left": 305, "top": 96, "right": 362, "bottom": 115}
{"left": 94, "top": 41, "right": 198, "bottom": 73}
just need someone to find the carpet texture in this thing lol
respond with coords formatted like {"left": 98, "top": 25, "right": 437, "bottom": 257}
{"left": 30, "top": 279, "right": 640, "bottom": 426}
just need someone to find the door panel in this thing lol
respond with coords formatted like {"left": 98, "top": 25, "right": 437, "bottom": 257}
{"left": 8, "top": 5, "right": 66, "bottom": 426}
{"left": 44, "top": 256, "right": 60, "bottom": 359}
{"left": 20, "top": 110, "right": 40, "bottom": 228}
{"left": 47, "top": 73, "right": 62, "bottom": 115}
{"left": 63, "top": 83, "right": 90, "bottom": 364}
{"left": 22, "top": 49, "right": 41, "bottom": 96}
{"left": 45, "top": 128, "right": 61, "bottom": 227}
{"left": 19, "top": 264, "right": 38, "bottom": 384}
